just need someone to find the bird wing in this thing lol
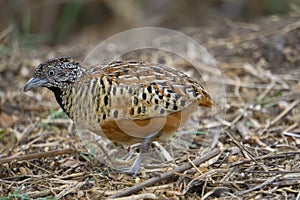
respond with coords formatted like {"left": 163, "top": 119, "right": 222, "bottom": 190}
{"left": 73, "top": 61, "right": 213, "bottom": 121}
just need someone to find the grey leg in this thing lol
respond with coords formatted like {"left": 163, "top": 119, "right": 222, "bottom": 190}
{"left": 123, "top": 132, "right": 158, "bottom": 175}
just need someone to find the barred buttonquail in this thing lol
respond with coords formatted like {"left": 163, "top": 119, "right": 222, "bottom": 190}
{"left": 24, "top": 57, "right": 214, "bottom": 175}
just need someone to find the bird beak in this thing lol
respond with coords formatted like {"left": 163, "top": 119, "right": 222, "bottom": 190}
{"left": 24, "top": 77, "right": 48, "bottom": 92}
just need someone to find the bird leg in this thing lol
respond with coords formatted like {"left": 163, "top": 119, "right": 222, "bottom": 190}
{"left": 123, "top": 132, "right": 158, "bottom": 175}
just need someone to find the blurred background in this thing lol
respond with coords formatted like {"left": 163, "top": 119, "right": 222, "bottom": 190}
{"left": 0, "top": 0, "right": 299, "bottom": 50}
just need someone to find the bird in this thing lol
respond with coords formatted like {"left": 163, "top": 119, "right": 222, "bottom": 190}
{"left": 24, "top": 56, "right": 214, "bottom": 175}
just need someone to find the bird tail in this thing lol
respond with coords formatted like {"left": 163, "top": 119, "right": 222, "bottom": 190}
{"left": 197, "top": 89, "right": 215, "bottom": 107}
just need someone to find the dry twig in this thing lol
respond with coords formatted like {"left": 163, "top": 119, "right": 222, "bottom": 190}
{"left": 0, "top": 149, "right": 77, "bottom": 164}
{"left": 109, "top": 148, "right": 221, "bottom": 198}
{"left": 237, "top": 174, "right": 282, "bottom": 195}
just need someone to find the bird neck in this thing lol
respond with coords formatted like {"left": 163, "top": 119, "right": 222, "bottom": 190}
{"left": 49, "top": 87, "right": 70, "bottom": 116}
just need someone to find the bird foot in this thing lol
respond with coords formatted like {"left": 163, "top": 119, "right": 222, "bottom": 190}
{"left": 121, "top": 167, "right": 140, "bottom": 176}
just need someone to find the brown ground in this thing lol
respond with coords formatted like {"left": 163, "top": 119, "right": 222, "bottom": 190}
{"left": 0, "top": 16, "right": 300, "bottom": 199}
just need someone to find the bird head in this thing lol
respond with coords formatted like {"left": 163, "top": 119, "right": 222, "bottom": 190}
{"left": 24, "top": 57, "right": 85, "bottom": 92}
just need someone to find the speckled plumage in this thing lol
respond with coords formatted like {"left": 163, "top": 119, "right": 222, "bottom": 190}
{"left": 24, "top": 57, "right": 214, "bottom": 174}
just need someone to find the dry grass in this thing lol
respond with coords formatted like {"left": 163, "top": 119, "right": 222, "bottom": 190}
{"left": 0, "top": 16, "right": 300, "bottom": 199}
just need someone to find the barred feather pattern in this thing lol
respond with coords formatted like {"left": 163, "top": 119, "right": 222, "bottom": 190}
{"left": 25, "top": 58, "right": 213, "bottom": 144}
{"left": 61, "top": 61, "right": 212, "bottom": 123}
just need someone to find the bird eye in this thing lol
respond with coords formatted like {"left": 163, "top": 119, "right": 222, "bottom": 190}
{"left": 48, "top": 70, "right": 55, "bottom": 76}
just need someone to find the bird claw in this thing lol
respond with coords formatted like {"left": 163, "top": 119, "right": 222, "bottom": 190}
{"left": 121, "top": 167, "right": 139, "bottom": 176}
